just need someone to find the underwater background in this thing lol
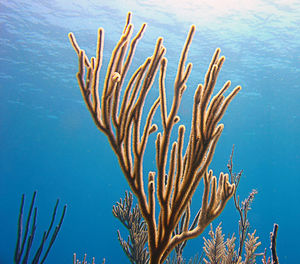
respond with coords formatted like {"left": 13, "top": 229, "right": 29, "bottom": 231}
{"left": 1, "top": 0, "right": 299, "bottom": 263}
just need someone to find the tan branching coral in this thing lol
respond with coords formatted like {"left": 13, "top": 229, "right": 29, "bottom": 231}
{"left": 69, "top": 12, "right": 241, "bottom": 264}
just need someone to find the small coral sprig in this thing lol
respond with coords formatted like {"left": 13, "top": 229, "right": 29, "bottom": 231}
{"left": 202, "top": 224, "right": 262, "bottom": 264}
{"left": 73, "top": 253, "right": 96, "bottom": 264}
{"left": 113, "top": 191, "right": 149, "bottom": 264}
{"left": 227, "top": 146, "right": 258, "bottom": 257}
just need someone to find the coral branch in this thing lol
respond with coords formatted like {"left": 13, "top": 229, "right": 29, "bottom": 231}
{"left": 14, "top": 192, "right": 66, "bottom": 264}
{"left": 271, "top": 224, "right": 279, "bottom": 264}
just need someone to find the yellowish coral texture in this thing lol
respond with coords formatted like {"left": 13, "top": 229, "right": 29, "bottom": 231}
{"left": 69, "top": 12, "right": 241, "bottom": 264}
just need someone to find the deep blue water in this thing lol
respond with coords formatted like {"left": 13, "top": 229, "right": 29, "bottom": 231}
{"left": 1, "top": 0, "right": 300, "bottom": 263}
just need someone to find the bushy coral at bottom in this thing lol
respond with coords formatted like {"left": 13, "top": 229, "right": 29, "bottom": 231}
{"left": 112, "top": 192, "right": 279, "bottom": 264}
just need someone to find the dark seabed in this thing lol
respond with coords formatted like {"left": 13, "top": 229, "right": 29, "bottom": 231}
{"left": 0, "top": 0, "right": 299, "bottom": 263}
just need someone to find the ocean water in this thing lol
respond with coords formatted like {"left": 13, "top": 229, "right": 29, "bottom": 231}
{"left": 1, "top": 0, "right": 299, "bottom": 263}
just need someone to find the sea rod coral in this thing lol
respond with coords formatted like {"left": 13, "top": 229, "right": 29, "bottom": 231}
{"left": 14, "top": 191, "right": 66, "bottom": 264}
{"left": 69, "top": 12, "right": 241, "bottom": 264}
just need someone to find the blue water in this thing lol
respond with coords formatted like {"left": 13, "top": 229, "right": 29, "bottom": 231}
{"left": 1, "top": 0, "right": 299, "bottom": 263}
